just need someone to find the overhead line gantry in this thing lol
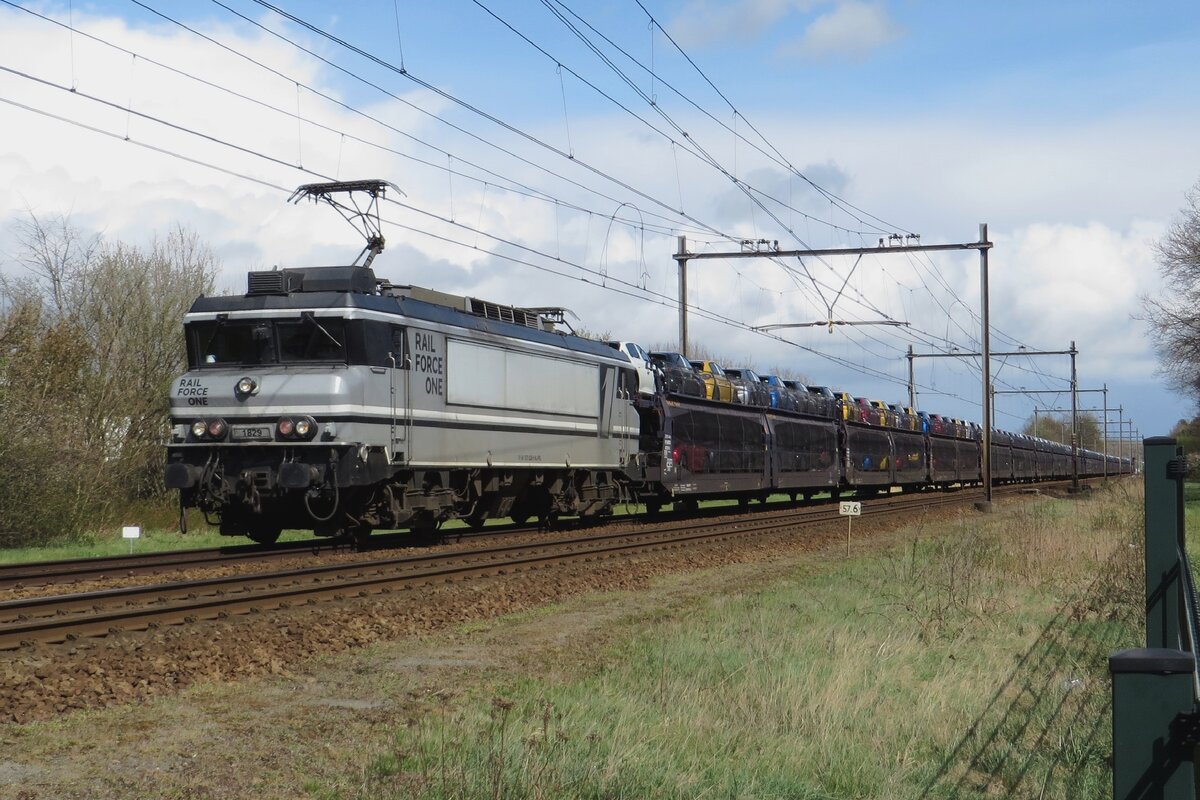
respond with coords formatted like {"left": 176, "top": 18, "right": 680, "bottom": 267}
{"left": 674, "top": 225, "right": 996, "bottom": 506}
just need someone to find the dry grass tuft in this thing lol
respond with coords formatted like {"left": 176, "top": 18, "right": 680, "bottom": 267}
{"left": 331, "top": 483, "right": 1146, "bottom": 800}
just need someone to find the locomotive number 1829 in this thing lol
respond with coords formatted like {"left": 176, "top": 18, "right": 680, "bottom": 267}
{"left": 232, "top": 425, "right": 272, "bottom": 441}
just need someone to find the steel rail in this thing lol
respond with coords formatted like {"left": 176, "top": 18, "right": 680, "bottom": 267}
{"left": 0, "top": 524, "right": 536, "bottom": 590}
{"left": 0, "top": 483, "right": 986, "bottom": 591}
{"left": 0, "top": 482, "right": 1080, "bottom": 650}
{"left": 0, "top": 478, "right": 1074, "bottom": 589}
{"left": 0, "top": 539, "right": 350, "bottom": 590}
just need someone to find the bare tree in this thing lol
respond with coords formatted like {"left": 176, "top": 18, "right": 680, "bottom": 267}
{"left": 1144, "top": 180, "right": 1200, "bottom": 405}
{"left": 0, "top": 216, "right": 217, "bottom": 544}
{"left": 8, "top": 210, "right": 100, "bottom": 317}
{"left": 1022, "top": 411, "right": 1101, "bottom": 448}
{"left": 76, "top": 227, "right": 219, "bottom": 497}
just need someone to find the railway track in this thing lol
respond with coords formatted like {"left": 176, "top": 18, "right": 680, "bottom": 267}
{"left": 0, "top": 524, "right": 532, "bottom": 591}
{"left": 0, "top": 480, "right": 1085, "bottom": 590}
{"left": 0, "top": 482, "right": 1074, "bottom": 651}
{"left": 0, "top": 495, "right": 846, "bottom": 590}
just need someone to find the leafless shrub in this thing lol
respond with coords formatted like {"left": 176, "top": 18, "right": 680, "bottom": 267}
{"left": 0, "top": 214, "right": 216, "bottom": 544}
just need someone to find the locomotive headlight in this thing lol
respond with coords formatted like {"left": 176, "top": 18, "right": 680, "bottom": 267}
{"left": 294, "top": 418, "right": 313, "bottom": 438}
{"left": 235, "top": 376, "right": 258, "bottom": 398}
{"left": 277, "top": 417, "right": 295, "bottom": 437}
{"left": 191, "top": 420, "right": 207, "bottom": 439}
{"left": 206, "top": 418, "right": 228, "bottom": 439}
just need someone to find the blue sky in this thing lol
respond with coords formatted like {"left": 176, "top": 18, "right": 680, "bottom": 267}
{"left": 2, "top": 0, "right": 1198, "bottom": 445}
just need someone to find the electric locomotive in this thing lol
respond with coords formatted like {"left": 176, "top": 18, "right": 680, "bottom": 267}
{"left": 165, "top": 181, "right": 638, "bottom": 542}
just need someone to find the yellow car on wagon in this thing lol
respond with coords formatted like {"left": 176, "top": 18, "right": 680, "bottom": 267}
{"left": 689, "top": 360, "right": 737, "bottom": 403}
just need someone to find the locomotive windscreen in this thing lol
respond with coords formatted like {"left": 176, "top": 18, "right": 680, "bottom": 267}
{"left": 277, "top": 318, "right": 345, "bottom": 362}
{"left": 187, "top": 318, "right": 347, "bottom": 367}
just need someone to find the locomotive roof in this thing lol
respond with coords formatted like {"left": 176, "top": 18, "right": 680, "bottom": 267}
{"left": 186, "top": 287, "right": 623, "bottom": 362}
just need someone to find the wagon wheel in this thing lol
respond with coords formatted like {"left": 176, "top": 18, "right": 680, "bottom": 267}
{"left": 408, "top": 515, "right": 444, "bottom": 544}
{"left": 246, "top": 526, "right": 282, "bottom": 545}
{"left": 509, "top": 503, "right": 532, "bottom": 526}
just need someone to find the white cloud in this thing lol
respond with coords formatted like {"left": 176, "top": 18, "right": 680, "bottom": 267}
{"left": 0, "top": 5, "right": 1191, "bottom": 432}
{"left": 777, "top": 1, "right": 904, "bottom": 61}
{"left": 992, "top": 221, "right": 1162, "bottom": 377}
{"left": 0, "top": 5, "right": 452, "bottom": 290}
{"left": 666, "top": 0, "right": 903, "bottom": 60}
{"left": 667, "top": 0, "right": 820, "bottom": 48}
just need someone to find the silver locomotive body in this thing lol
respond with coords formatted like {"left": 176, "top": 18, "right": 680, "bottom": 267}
{"left": 165, "top": 266, "right": 638, "bottom": 541}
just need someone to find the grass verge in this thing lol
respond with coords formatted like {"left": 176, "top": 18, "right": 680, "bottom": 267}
{"left": 0, "top": 520, "right": 308, "bottom": 564}
{"left": 303, "top": 484, "right": 1146, "bottom": 800}
{"left": 1186, "top": 482, "right": 1200, "bottom": 561}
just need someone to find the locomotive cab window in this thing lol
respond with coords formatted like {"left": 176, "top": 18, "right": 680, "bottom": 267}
{"left": 278, "top": 315, "right": 346, "bottom": 363}
{"left": 190, "top": 320, "right": 274, "bottom": 367}
{"left": 187, "top": 316, "right": 349, "bottom": 367}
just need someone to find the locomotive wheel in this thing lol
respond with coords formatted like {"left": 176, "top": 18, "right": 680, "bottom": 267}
{"left": 465, "top": 511, "right": 488, "bottom": 531}
{"left": 246, "top": 527, "right": 282, "bottom": 545}
{"left": 509, "top": 496, "right": 546, "bottom": 527}
{"left": 350, "top": 526, "right": 373, "bottom": 548}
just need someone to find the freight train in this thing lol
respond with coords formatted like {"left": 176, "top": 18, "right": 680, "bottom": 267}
{"left": 163, "top": 182, "right": 1132, "bottom": 542}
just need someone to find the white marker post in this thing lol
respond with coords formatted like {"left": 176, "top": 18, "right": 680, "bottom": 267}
{"left": 839, "top": 501, "right": 861, "bottom": 556}
{"left": 122, "top": 525, "right": 141, "bottom": 555}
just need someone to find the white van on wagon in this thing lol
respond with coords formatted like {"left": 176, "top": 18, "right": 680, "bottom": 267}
{"left": 605, "top": 340, "right": 658, "bottom": 396}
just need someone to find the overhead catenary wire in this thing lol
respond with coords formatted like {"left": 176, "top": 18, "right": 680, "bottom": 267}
{"left": 219, "top": 0, "right": 745, "bottom": 246}
{"left": 0, "top": 79, "right": 999, "bottom": 411}
{"left": 0, "top": 2, "right": 1056, "bottom": 420}
{"left": 0, "top": 0, "right": 712, "bottom": 242}
{"left": 548, "top": 0, "right": 890, "bottom": 237}
{"left": 210, "top": 0, "right": 931, "bottom": 332}
{"left": 540, "top": 0, "right": 880, "bottom": 238}
{"left": 471, "top": 0, "right": 847, "bottom": 290}
{"left": 110, "top": 0, "right": 937, "bottom": 346}
{"left": 630, "top": 0, "right": 909, "bottom": 236}
{"left": 240, "top": 0, "right": 890, "bottom": 326}
{"left": 172, "top": 0, "right": 1004, "bottom": 363}
{"left": 114, "top": 0, "right": 725, "bottom": 242}
{"left": 618, "top": 0, "right": 1057, "bottom": 387}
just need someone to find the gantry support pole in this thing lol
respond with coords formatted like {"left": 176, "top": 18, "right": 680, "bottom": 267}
{"left": 1102, "top": 383, "right": 1108, "bottom": 479}
{"left": 1118, "top": 406, "right": 1124, "bottom": 462}
{"left": 675, "top": 235, "right": 689, "bottom": 357}
{"left": 1070, "top": 341, "right": 1079, "bottom": 492}
{"left": 907, "top": 345, "right": 915, "bottom": 410}
{"left": 980, "top": 223, "right": 993, "bottom": 507}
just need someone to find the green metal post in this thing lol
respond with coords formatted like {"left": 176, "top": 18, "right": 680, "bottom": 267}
{"left": 1144, "top": 437, "right": 1186, "bottom": 650}
{"left": 1110, "top": 648, "right": 1196, "bottom": 800}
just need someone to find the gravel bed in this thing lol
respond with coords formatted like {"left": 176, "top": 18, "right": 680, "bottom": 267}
{"left": 0, "top": 499, "right": 979, "bottom": 724}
